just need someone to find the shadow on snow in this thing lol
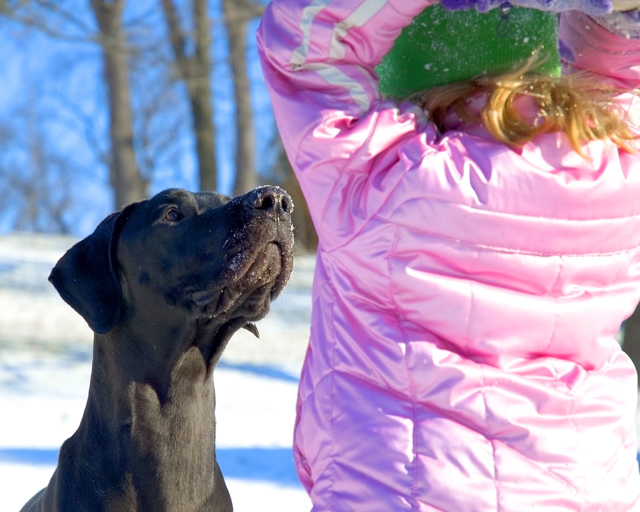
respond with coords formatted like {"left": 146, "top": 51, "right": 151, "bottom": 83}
{"left": 0, "top": 446, "right": 302, "bottom": 488}
{"left": 217, "top": 361, "right": 299, "bottom": 383}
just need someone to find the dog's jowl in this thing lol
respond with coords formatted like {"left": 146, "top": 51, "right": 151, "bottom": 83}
{"left": 20, "top": 186, "right": 294, "bottom": 512}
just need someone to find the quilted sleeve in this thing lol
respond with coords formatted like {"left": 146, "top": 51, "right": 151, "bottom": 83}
{"left": 257, "top": 0, "right": 434, "bottom": 248}
{"left": 559, "top": 10, "right": 640, "bottom": 88}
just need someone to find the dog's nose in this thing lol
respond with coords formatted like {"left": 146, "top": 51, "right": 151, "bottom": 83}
{"left": 243, "top": 186, "right": 293, "bottom": 219}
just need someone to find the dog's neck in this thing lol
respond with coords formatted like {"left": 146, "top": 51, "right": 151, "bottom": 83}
{"left": 62, "top": 319, "right": 237, "bottom": 511}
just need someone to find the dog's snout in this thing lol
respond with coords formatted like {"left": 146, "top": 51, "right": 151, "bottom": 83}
{"left": 244, "top": 186, "right": 293, "bottom": 219}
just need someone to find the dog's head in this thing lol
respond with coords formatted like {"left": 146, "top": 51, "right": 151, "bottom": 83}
{"left": 49, "top": 186, "right": 294, "bottom": 343}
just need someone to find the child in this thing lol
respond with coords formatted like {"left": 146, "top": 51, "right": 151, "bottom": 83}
{"left": 258, "top": 1, "right": 640, "bottom": 510}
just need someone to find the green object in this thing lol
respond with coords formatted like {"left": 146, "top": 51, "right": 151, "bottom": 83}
{"left": 376, "top": 4, "right": 561, "bottom": 97}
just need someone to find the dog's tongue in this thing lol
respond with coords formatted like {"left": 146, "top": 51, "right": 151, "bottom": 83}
{"left": 243, "top": 322, "right": 260, "bottom": 338}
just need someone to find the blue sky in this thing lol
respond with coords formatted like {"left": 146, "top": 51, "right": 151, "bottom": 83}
{"left": 0, "top": 0, "right": 275, "bottom": 237}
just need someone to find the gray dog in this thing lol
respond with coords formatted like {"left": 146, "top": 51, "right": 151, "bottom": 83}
{"left": 20, "top": 186, "right": 294, "bottom": 512}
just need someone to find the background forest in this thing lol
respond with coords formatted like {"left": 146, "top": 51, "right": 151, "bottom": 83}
{"left": 0, "top": 0, "right": 318, "bottom": 251}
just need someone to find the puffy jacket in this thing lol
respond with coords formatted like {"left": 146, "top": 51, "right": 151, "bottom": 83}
{"left": 257, "top": 2, "right": 640, "bottom": 510}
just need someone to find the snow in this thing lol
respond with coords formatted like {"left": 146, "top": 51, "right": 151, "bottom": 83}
{"left": 0, "top": 233, "right": 313, "bottom": 511}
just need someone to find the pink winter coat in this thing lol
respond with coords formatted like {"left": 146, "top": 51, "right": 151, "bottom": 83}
{"left": 257, "top": 2, "right": 640, "bottom": 510}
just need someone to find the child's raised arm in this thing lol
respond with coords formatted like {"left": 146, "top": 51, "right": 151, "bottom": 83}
{"left": 257, "top": 0, "right": 434, "bottom": 247}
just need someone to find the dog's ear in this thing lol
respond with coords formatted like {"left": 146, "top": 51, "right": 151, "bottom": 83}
{"left": 49, "top": 207, "right": 131, "bottom": 335}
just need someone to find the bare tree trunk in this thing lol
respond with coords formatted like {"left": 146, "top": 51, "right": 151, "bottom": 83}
{"left": 162, "top": 0, "right": 217, "bottom": 191}
{"left": 192, "top": 0, "right": 217, "bottom": 191}
{"left": 263, "top": 137, "right": 317, "bottom": 253}
{"left": 90, "top": 0, "right": 147, "bottom": 210}
{"left": 223, "top": 0, "right": 261, "bottom": 194}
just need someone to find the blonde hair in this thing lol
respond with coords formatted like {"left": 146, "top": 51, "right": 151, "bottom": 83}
{"left": 419, "top": 63, "right": 637, "bottom": 156}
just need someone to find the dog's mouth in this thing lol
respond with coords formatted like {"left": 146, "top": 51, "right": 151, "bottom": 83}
{"left": 191, "top": 240, "right": 293, "bottom": 322}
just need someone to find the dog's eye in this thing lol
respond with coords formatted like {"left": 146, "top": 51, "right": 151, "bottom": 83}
{"left": 163, "top": 209, "right": 184, "bottom": 222}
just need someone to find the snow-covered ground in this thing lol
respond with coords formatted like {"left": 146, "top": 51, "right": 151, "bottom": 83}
{"left": 0, "top": 233, "right": 313, "bottom": 511}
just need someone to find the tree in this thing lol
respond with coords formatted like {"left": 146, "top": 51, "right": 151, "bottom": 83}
{"left": 90, "top": 0, "right": 148, "bottom": 209}
{"left": 161, "top": 0, "right": 217, "bottom": 191}
{"left": 222, "top": 0, "right": 264, "bottom": 194}
{"left": 1, "top": 0, "right": 184, "bottom": 218}
{"left": 266, "top": 137, "right": 318, "bottom": 253}
{"left": 0, "top": 0, "right": 277, "bottom": 234}
{"left": 0, "top": 96, "right": 75, "bottom": 234}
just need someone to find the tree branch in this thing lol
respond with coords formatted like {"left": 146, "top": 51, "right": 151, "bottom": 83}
{"left": 160, "top": 0, "right": 191, "bottom": 80}
{"left": 226, "top": 0, "right": 266, "bottom": 24}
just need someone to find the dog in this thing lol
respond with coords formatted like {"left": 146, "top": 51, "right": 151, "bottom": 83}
{"left": 20, "top": 186, "right": 295, "bottom": 512}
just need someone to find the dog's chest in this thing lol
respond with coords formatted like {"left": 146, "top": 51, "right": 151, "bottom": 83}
{"left": 129, "top": 349, "right": 215, "bottom": 440}
{"left": 125, "top": 353, "right": 218, "bottom": 507}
